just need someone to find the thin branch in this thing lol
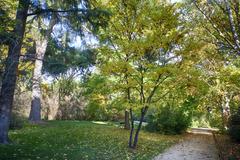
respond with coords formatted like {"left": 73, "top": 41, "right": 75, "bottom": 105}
{"left": 27, "top": 8, "right": 88, "bottom": 16}
{"left": 194, "top": 2, "right": 238, "bottom": 53}
{"left": 224, "top": 0, "right": 240, "bottom": 55}
{"left": 146, "top": 73, "right": 169, "bottom": 103}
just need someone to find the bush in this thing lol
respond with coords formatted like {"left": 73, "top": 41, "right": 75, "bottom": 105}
{"left": 146, "top": 106, "right": 192, "bottom": 134}
{"left": 9, "top": 112, "right": 26, "bottom": 130}
{"left": 85, "top": 101, "right": 110, "bottom": 121}
{"left": 229, "top": 112, "right": 240, "bottom": 142}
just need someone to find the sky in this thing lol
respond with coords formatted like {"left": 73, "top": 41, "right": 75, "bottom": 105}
{"left": 171, "top": 0, "right": 182, "bottom": 2}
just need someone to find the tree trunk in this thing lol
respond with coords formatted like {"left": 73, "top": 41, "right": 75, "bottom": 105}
{"left": 29, "top": 15, "right": 57, "bottom": 122}
{"left": 224, "top": 0, "right": 240, "bottom": 55}
{"left": 0, "top": 0, "right": 29, "bottom": 144}
{"left": 128, "top": 108, "right": 134, "bottom": 148}
{"left": 29, "top": 39, "right": 47, "bottom": 122}
{"left": 132, "top": 106, "right": 148, "bottom": 148}
{"left": 221, "top": 94, "right": 231, "bottom": 129}
{"left": 124, "top": 109, "right": 130, "bottom": 129}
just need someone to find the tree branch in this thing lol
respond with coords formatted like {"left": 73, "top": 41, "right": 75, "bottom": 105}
{"left": 146, "top": 73, "right": 169, "bottom": 103}
{"left": 224, "top": 0, "right": 240, "bottom": 55}
{"left": 27, "top": 8, "right": 88, "bottom": 16}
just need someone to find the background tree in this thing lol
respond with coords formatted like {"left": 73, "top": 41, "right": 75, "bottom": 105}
{"left": 28, "top": 0, "right": 109, "bottom": 122}
{"left": 28, "top": 13, "right": 57, "bottom": 122}
{"left": 187, "top": 0, "right": 240, "bottom": 129}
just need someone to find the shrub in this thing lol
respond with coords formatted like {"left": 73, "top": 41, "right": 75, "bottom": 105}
{"left": 146, "top": 106, "right": 192, "bottom": 134}
{"left": 85, "top": 101, "right": 109, "bottom": 121}
{"left": 9, "top": 112, "right": 26, "bottom": 130}
{"left": 228, "top": 111, "right": 240, "bottom": 142}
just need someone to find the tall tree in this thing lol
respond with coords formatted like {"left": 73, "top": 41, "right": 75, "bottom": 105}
{"left": 29, "top": 14, "right": 57, "bottom": 122}
{"left": 0, "top": 0, "right": 30, "bottom": 144}
{"left": 28, "top": 0, "right": 108, "bottom": 122}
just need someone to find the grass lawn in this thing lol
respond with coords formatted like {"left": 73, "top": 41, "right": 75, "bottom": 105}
{"left": 0, "top": 121, "right": 181, "bottom": 160}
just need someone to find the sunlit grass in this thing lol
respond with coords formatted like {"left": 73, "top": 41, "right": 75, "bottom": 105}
{"left": 91, "top": 121, "right": 108, "bottom": 125}
{"left": 0, "top": 121, "right": 182, "bottom": 160}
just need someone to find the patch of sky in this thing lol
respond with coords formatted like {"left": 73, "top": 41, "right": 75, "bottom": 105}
{"left": 170, "top": 0, "right": 182, "bottom": 3}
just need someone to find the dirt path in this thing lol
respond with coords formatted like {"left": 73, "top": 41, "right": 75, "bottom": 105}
{"left": 153, "top": 133, "right": 219, "bottom": 160}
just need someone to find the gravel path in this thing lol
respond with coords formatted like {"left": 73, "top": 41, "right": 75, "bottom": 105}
{"left": 153, "top": 134, "right": 219, "bottom": 160}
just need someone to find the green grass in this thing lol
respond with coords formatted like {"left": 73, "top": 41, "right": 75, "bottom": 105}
{"left": 0, "top": 121, "right": 181, "bottom": 160}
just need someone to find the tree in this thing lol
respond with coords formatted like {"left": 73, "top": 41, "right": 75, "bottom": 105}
{"left": 188, "top": 0, "right": 240, "bottom": 128}
{"left": 28, "top": 0, "right": 109, "bottom": 122}
{"left": 29, "top": 13, "right": 57, "bottom": 122}
{"left": 98, "top": 0, "right": 186, "bottom": 148}
{"left": 0, "top": 0, "right": 30, "bottom": 144}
